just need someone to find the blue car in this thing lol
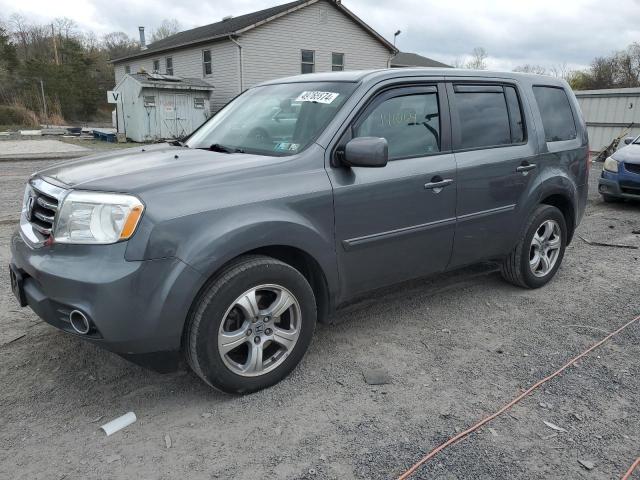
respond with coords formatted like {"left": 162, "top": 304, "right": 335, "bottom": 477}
{"left": 599, "top": 135, "right": 640, "bottom": 202}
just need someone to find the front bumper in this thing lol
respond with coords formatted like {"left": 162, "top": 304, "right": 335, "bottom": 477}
{"left": 599, "top": 167, "right": 640, "bottom": 199}
{"left": 9, "top": 228, "right": 203, "bottom": 371}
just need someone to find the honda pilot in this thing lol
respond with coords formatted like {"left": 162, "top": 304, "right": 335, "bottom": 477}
{"left": 10, "top": 69, "right": 589, "bottom": 393}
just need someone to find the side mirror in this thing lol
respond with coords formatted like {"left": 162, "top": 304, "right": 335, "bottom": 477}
{"left": 343, "top": 137, "right": 388, "bottom": 168}
{"left": 624, "top": 136, "right": 635, "bottom": 145}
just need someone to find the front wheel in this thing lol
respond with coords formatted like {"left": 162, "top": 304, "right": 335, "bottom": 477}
{"left": 501, "top": 205, "right": 567, "bottom": 289}
{"left": 185, "top": 255, "right": 316, "bottom": 394}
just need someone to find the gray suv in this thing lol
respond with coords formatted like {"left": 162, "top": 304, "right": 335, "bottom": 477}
{"left": 9, "top": 69, "right": 589, "bottom": 393}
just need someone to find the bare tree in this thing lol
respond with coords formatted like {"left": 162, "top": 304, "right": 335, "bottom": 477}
{"left": 102, "top": 31, "right": 139, "bottom": 60}
{"left": 549, "top": 62, "right": 571, "bottom": 80}
{"left": 82, "top": 31, "right": 100, "bottom": 52}
{"left": 514, "top": 64, "right": 547, "bottom": 75}
{"left": 9, "top": 14, "right": 30, "bottom": 60}
{"left": 466, "top": 47, "right": 488, "bottom": 70}
{"left": 53, "top": 17, "right": 77, "bottom": 39}
{"left": 150, "top": 19, "right": 181, "bottom": 43}
{"left": 589, "top": 56, "right": 617, "bottom": 89}
{"left": 450, "top": 56, "right": 465, "bottom": 69}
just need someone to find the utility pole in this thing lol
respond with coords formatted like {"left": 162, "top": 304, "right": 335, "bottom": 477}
{"left": 40, "top": 79, "right": 48, "bottom": 126}
{"left": 51, "top": 24, "right": 59, "bottom": 65}
{"left": 393, "top": 30, "right": 401, "bottom": 47}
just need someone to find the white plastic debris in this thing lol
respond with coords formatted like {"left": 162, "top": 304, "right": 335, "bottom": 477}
{"left": 543, "top": 420, "right": 567, "bottom": 433}
{"left": 100, "top": 412, "right": 137, "bottom": 436}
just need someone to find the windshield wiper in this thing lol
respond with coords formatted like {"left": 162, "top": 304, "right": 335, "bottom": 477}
{"left": 209, "top": 143, "right": 245, "bottom": 154}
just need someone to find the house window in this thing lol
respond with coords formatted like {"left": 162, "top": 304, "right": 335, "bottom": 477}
{"left": 332, "top": 52, "right": 344, "bottom": 71}
{"left": 165, "top": 57, "right": 173, "bottom": 75}
{"left": 194, "top": 98, "right": 205, "bottom": 109}
{"left": 143, "top": 96, "right": 156, "bottom": 107}
{"left": 301, "top": 50, "right": 315, "bottom": 74}
{"left": 152, "top": 59, "right": 160, "bottom": 72}
{"left": 202, "top": 50, "right": 212, "bottom": 76}
{"left": 124, "top": 65, "right": 131, "bottom": 74}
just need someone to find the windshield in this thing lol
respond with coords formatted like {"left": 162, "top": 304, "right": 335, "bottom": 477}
{"left": 186, "top": 81, "right": 358, "bottom": 156}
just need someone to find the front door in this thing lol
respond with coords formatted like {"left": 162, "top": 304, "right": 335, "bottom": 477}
{"left": 446, "top": 82, "right": 539, "bottom": 268}
{"left": 160, "top": 94, "right": 177, "bottom": 139}
{"left": 328, "top": 84, "right": 457, "bottom": 299}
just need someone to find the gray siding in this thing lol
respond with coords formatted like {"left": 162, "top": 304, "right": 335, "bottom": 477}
{"left": 241, "top": 0, "right": 390, "bottom": 88}
{"left": 114, "top": 41, "right": 239, "bottom": 113}
{"left": 575, "top": 89, "right": 640, "bottom": 151}
{"left": 113, "top": 0, "right": 391, "bottom": 113}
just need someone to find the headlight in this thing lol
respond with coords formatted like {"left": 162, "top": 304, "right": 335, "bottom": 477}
{"left": 53, "top": 191, "right": 144, "bottom": 244}
{"left": 603, "top": 156, "right": 619, "bottom": 173}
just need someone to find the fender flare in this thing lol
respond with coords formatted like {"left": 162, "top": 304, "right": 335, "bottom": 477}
{"left": 141, "top": 206, "right": 340, "bottom": 304}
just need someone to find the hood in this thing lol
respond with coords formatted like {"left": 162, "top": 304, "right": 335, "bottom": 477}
{"left": 36, "top": 143, "right": 285, "bottom": 193}
{"left": 612, "top": 143, "right": 640, "bottom": 165}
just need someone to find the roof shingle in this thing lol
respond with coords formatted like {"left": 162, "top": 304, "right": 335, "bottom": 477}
{"left": 112, "top": 0, "right": 395, "bottom": 63}
{"left": 391, "top": 52, "right": 451, "bottom": 68}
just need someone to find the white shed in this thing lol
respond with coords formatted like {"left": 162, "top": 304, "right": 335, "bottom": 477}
{"left": 113, "top": 73, "right": 214, "bottom": 142}
{"left": 574, "top": 87, "right": 640, "bottom": 152}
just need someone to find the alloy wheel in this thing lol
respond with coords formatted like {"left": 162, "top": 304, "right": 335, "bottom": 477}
{"left": 529, "top": 219, "right": 561, "bottom": 277}
{"left": 217, "top": 284, "right": 301, "bottom": 377}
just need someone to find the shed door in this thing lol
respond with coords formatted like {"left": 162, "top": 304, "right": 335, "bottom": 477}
{"left": 160, "top": 94, "right": 177, "bottom": 139}
{"left": 175, "top": 94, "right": 191, "bottom": 138}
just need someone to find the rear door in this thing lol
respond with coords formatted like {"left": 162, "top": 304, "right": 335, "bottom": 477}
{"left": 447, "top": 81, "right": 539, "bottom": 268}
{"left": 328, "top": 83, "right": 457, "bottom": 298}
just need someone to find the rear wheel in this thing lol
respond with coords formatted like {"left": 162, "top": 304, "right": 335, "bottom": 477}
{"left": 501, "top": 205, "right": 567, "bottom": 288}
{"left": 186, "top": 255, "right": 316, "bottom": 394}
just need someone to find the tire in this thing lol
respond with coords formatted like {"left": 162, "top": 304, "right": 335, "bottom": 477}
{"left": 185, "top": 255, "right": 316, "bottom": 394}
{"left": 501, "top": 205, "right": 567, "bottom": 289}
{"left": 602, "top": 194, "right": 621, "bottom": 203}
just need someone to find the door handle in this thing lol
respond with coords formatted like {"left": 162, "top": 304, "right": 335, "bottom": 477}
{"left": 516, "top": 162, "right": 537, "bottom": 173}
{"left": 424, "top": 178, "right": 454, "bottom": 190}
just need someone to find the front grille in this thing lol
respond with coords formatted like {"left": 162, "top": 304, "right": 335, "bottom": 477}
{"left": 624, "top": 163, "right": 640, "bottom": 175}
{"left": 22, "top": 178, "right": 66, "bottom": 244}
{"left": 28, "top": 190, "right": 59, "bottom": 237}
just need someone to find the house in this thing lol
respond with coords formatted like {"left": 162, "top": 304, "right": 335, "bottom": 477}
{"left": 112, "top": 73, "right": 214, "bottom": 142}
{"left": 390, "top": 52, "right": 451, "bottom": 68}
{"left": 111, "top": 0, "right": 397, "bottom": 114}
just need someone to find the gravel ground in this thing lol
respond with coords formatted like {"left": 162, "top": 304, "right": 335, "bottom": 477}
{"left": 0, "top": 160, "right": 638, "bottom": 480}
{"left": 0, "top": 136, "right": 138, "bottom": 162}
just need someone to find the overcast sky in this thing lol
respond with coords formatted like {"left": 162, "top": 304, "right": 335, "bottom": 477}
{"left": 1, "top": 0, "right": 639, "bottom": 70}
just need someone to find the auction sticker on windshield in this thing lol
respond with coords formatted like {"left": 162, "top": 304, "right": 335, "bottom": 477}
{"left": 295, "top": 91, "right": 339, "bottom": 104}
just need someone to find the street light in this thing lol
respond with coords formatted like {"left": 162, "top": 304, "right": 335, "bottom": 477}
{"left": 393, "top": 30, "right": 401, "bottom": 47}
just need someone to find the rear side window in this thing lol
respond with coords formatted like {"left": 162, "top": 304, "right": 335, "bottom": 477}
{"left": 354, "top": 92, "right": 440, "bottom": 160}
{"left": 453, "top": 87, "right": 511, "bottom": 149}
{"left": 505, "top": 86, "right": 525, "bottom": 143}
{"left": 532, "top": 86, "right": 577, "bottom": 142}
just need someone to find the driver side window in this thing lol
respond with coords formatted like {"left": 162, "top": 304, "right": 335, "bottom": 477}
{"left": 354, "top": 92, "right": 441, "bottom": 160}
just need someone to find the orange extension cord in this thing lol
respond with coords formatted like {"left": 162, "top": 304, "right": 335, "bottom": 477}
{"left": 622, "top": 457, "right": 640, "bottom": 480}
{"left": 397, "top": 314, "right": 640, "bottom": 480}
